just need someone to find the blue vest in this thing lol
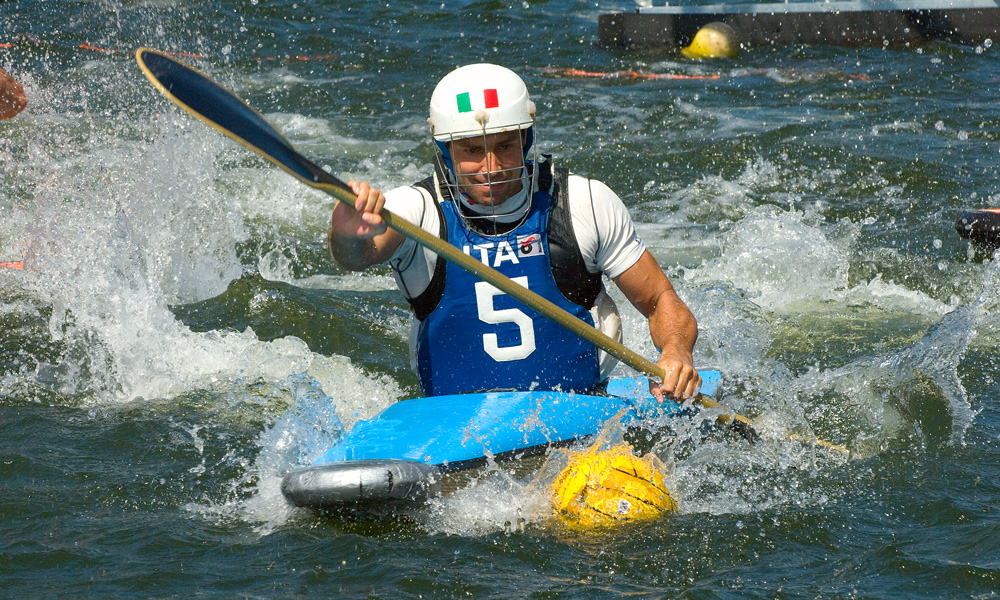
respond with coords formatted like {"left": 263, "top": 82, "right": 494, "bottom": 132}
{"left": 414, "top": 186, "right": 602, "bottom": 396}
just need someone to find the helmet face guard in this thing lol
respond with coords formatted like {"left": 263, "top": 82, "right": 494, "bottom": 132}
{"left": 432, "top": 127, "right": 534, "bottom": 176}
{"left": 427, "top": 64, "right": 537, "bottom": 212}
{"left": 432, "top": 127, "right": 532, "bottom": 210}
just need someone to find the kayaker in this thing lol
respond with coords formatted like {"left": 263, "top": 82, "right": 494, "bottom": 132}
{"left": 328, "top": 63, "right": 699, "bottom": 402}
{"left": 0, "top": 67, "right": 26, "bottom": 119}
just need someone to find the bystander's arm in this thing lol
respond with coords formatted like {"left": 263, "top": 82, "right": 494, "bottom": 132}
{"left": 0, "top": 67, "right": 26, "bottom": 119}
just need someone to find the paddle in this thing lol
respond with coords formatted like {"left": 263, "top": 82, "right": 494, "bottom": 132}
{"left": 134, "top": 48, "right": 846, "bottom": 454}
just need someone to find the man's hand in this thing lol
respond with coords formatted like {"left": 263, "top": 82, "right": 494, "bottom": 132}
{"left": 650, "top": 348, "right": 700, "bottom": 403}
{"left": 328, "top": 180, "right": 402, "bottom": 272}
{"left": 329, "top": 180, "right": 388, "bottom": 240}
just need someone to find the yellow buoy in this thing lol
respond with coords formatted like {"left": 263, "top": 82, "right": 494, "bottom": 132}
{"left": 550, "top": 443, "right": 677, "bottom": 529}
{"left": 681, "top": 22, "right": 740, "bottom": 60}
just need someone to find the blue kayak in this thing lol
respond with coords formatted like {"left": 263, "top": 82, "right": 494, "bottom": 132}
{"left": 281, "top": 370, "right": 721, "bottom": 510}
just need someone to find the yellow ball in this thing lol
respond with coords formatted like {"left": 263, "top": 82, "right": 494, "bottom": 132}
{"left": 550, "top": 444, "right": 677, "bottom": 529}
{"left": 681, "top": 22, "right": 740, "bottom": 60}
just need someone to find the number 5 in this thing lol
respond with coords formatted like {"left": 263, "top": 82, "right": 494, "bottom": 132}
{"left": 475, "top": 278, "right": 536, "bottom": 362}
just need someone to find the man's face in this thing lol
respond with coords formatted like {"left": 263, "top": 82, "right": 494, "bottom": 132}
{"left": 450, "top": 130, "right": 525, "bottom": 206}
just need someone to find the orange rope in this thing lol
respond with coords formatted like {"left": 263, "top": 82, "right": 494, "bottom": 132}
{"left": 264, "top": 54, "right": 338, "bottom": 61}
{"left": 542, "top": 67, "right": 721, "bottom": 80}
{"left": 78, "top": 44, "right": 124, "bottom": 54}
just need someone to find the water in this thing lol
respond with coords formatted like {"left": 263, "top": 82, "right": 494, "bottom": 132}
{"left": 2, "top": 0, "right": 1000, "bottom": 597}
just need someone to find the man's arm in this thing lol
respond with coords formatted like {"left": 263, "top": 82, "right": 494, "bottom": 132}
{"left": 328, "top": 180, "right": 405, "bottom": 271}
{"left": 612, "top": 250, "right": 700, "bottom": 402}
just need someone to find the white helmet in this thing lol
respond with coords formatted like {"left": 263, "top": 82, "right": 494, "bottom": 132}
{"left": 427, "top": 64, "right": 538, "bottom": 222}
{"left": 428, "top": 63, "right": 536, "bottom": 145}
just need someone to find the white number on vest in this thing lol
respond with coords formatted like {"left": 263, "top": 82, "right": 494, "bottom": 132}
{"left": 474, "top": 278, "right": 536, "bottom": 362}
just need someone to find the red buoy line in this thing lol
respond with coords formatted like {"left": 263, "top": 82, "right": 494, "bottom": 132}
{"left": 541, "top": 67, "right": 721, "bottom": 80}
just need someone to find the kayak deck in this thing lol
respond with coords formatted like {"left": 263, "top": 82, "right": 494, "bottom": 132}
{"left": 281, "top": 371, "right": 721, "bottom": 511}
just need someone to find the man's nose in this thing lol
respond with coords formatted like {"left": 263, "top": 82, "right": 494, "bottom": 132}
{"left": 484, "top": 149, "right": 500, "bottom": 172}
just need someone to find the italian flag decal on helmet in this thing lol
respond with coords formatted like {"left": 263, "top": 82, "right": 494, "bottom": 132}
{"left": 455, "top": 89, "right": 500, "bottom": 113}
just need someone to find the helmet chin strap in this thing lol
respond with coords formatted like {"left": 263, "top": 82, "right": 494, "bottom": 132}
{"left": 433, "top": 139, "right": 456, "bottom": 174}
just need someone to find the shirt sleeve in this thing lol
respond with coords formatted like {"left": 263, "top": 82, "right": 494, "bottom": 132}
{"left": 567, "top": 174, "right": 646, "bottom": 279}
{"left": 384, "top": 184, "right": 440, "bottom": 300}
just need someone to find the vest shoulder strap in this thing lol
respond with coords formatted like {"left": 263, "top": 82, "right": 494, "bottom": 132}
{"left": 405, "top": 179, "right": 447, "bottom": 321}
{"left": 548, "top": 165, "right": 604, "bottom": 308}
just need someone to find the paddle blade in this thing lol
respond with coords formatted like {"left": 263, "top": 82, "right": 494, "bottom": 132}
{"left": 135, "top": 47, "right": 353, "bottom": 201}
